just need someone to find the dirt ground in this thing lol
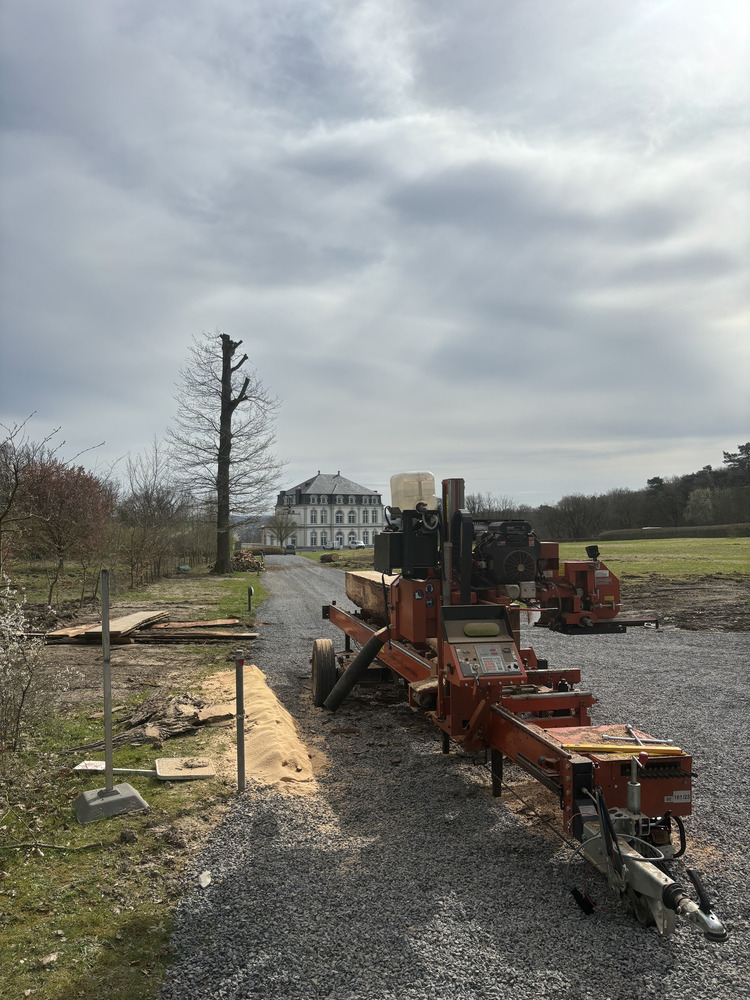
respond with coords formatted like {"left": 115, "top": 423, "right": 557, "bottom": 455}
{"left": 618, "top": 573, "right": 750, "bottom": 632}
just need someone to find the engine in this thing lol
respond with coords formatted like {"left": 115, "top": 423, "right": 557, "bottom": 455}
{"left": 473, "top": 520, "right": 542, "bottom": 593}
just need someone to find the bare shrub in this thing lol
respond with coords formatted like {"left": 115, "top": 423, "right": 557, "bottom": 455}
{"left": 0, "top": 578, "right": 49, "bottom": 757}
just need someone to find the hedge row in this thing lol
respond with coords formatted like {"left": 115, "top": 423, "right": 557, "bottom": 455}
{"left": 597, "top": 523, "right": 750, "bottom": 540}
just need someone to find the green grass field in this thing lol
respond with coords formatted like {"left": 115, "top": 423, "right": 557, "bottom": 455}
{"left": 303, "top": 538, "right": 750, "bottom": 580}
{"left": 561, "top": 537, "right": 750, "bottom": 578}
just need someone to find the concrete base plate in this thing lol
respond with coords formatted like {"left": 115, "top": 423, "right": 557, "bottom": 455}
{"left": 155, "top": 757, "right": 216, "bottom": 780}
{"left": 74, "top": 783, "right": 149, "bottom": 824}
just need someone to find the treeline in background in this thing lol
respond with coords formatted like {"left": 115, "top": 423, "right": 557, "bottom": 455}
{"left": 466, "top": 443, "right": 750, "bottom": 541}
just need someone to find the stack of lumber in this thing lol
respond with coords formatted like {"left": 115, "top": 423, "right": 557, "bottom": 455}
{"left": 44, "top": 613, "right": 258, "bottom": 645}
{"left": 46, "top": 611, "right": 169, "bottom": 644}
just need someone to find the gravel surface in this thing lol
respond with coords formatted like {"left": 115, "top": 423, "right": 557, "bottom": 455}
{"left": 162, "top": 557, "right": 750, "bottom": 1000}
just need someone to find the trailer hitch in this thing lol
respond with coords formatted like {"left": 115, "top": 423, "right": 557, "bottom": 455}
{"left": 577, "top": 786, "right": 729, "bottom": 940}
{"left": 663, "top": 874, "right": 729, "bottom": 942}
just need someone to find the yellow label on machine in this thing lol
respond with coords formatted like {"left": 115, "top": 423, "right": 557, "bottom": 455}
{"left": 560, "top": 743, "right": 682, "bottom": 756}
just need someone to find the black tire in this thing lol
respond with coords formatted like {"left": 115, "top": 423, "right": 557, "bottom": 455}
{"left": 311, "top": 638, "right": 337, "bottom": 707}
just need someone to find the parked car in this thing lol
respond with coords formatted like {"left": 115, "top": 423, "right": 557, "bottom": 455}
{"left": 284, "top": 544, "right": 296, "bottom": 554}
{"left": 353, "top": 541, "right": 365, "bottom": 549}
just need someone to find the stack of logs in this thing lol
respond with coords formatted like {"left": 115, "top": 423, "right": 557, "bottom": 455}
{"left": 231, "top": 551, "right": 264, "bottom": 572}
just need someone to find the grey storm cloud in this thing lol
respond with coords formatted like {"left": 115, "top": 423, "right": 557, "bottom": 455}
{"left": 0, "top": 0, "right": 748, "bottom": 504}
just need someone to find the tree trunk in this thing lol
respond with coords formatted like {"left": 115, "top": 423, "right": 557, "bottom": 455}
{"left": 213, "top": 334, "right": 248, "bottom": 574}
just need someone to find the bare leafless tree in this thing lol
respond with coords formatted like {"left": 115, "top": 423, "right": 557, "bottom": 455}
{"left": 266, "top": 509, "right": 299, "bottom": 547}
{"left": 116, "top": 438, "right": 189, "bottom": 586}
{"left": 167, "top": 332, "right": 284, "bottom": 574}
{"left": 0, "top": 416, "right": 61, "bottom": 577}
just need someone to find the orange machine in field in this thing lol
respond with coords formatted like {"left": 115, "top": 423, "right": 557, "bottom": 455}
{"left": 311, "top": 475, "right": 727, "bottom": 942}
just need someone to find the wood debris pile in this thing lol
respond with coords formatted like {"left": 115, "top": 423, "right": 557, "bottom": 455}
{"left": 41, "top": 611, "right": 258, "bottom": 645}
{"left": 231, "top": 551, "right": 264, "bottom": 572}
{"left": 66, "top": 691, "right": 235, "bottom": 753}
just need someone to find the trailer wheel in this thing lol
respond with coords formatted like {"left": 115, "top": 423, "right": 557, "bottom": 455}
{"left": 311, "top": 638, "right": 337, "bottom": 707}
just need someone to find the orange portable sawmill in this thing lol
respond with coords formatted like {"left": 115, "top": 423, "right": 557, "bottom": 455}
{"left": 311, "top": 474, "right": 727, "bottom": 941}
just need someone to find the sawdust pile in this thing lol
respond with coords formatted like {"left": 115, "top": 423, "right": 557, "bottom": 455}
{"left": 200, "top": 665, "right": 318, "bottom": 794}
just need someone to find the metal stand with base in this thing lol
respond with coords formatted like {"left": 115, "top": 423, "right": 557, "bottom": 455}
{"left": 74, "top": 570, "right": 149, "bottom": 824}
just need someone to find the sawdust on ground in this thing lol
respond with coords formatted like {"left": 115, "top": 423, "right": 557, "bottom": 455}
{"left": 198, "top": 665, "right": 324, "bottom": 794}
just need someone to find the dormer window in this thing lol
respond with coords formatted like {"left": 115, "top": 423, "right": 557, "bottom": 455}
{"left": 335, "top": 496, "right": 343, "bottom": 504}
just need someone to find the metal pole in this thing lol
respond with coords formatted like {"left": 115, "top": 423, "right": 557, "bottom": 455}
{"left": 101, "top": 569, "right": 114, "bottom": 792}
{"left": 235, "top": 649, "right": 246, "bottom": 792}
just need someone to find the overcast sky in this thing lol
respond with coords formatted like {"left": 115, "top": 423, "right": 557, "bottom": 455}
{"left": 1, "top": 0, "right": 748, "bottom": 508}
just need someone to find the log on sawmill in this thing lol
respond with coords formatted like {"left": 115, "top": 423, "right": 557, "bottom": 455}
{"left": 344, "top": 570, "right": 398, "bottom": 619}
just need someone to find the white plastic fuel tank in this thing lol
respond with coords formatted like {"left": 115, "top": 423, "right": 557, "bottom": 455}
{"left": 390, "top": 471, "right": 437, "bottom": 511}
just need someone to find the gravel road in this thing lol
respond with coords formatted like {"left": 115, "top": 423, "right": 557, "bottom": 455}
{"left": 162, "top": 557, "right": 750, "bottom": 1000}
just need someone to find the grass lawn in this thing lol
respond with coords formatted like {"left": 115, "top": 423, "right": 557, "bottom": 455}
{"left": 562, "top": 537, "right": 750, "bottom": 579}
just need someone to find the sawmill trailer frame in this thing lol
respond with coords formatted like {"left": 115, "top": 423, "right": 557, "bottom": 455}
{"left": 311, "top": 476, "right": 727, "bottom": 941}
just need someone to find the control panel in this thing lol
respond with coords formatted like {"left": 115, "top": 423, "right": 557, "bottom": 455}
{"left": 455, "top": 642, "right": 522, "bottom": 678}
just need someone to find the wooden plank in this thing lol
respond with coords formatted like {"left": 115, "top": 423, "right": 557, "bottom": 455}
{"left": 84, "top": 611, "right": 170, "bottom": 638}
{"left": 132, "top": 630, "right": 258, "bottom": 644}
{"left": 46, "top": 622, "right": 101, "bottom": 638}
{"left": 151, "top": 619, "right": 240, "bottom": 629}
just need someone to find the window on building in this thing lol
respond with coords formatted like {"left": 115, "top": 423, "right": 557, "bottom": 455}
{"left": 310, "top": 510, "right": 317, "bottom": 524}
{"left": 371, "top": 510, "right": 378, "bottom": 523}
{"left": 320, "top": 510, "right": 327, "bottom": 523}
{"left": 362, "top": 510, "right": 369, "bottom": 524}
{"left": 363, "top": 531, "right": 369, "bottom": 544}
{"left": 347, "top": 510, "right": 356, "bottom": 523}
{"left": 310, "top": 531, "right": 317, "bottom": 546}
{"left": 335, "top": 531, "right": 344, "bottom": 548}
{"left": 309, "top": 495, "right": 317, "bottom": 504}
{"left": 335, "top": 495, "right": 343, "bottom": 504}
{"left": 335, "top": 510, "right": 343, "bottom": 524}
{"left": 349, "top": 496, "right": 355, "bottom": 504}
{"left": 321, "top": 532, "right": 327, "bottom": 546}
{"left": 348, "top": 531, "right": 356, "bottom": 546}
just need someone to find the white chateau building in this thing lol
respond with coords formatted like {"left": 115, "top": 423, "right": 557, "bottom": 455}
{"left": 263, "top": 472, "right": 384, "bottom": 550}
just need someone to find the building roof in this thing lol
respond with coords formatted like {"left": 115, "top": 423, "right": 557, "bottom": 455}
{"left": 285, "top": 472, "right": 380, "bottom": 497}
